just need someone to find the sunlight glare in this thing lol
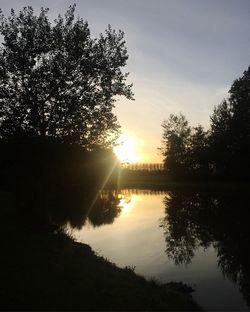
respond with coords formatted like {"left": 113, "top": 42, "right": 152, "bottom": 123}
{"left": 113, "top": 134, "right": 139, "bottom": 163}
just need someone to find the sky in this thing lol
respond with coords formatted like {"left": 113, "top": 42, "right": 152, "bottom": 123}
{"left": 1, "top": 0, "right": 250, "bottom": 162}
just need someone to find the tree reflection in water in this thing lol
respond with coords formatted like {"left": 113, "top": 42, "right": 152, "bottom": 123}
{"left": 87, "top": 191, "right": 122, "bottom": 227}
{"left": 23, "top": 187, "right": 123, "bottom": 232}
{"left": 161, "top": 191, "right": 250, "bottom": 306}
{"left": 27, "top": 188, "right": 164, "bottom": 232}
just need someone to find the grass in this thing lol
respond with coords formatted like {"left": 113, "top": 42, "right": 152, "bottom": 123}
{"left": 0, "top": 190, "right": 201, "bottom": 311}
{"left": 119, "top": 170, "right": 250, "bottom": 192}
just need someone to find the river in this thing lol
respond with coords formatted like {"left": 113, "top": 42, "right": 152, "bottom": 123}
{"left": 69, "top": 189, "right": 250, "bottom": 311}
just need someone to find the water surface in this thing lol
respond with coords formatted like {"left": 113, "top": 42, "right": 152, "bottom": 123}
{"left": 71, "top": 189, "right": 250, "bottom": 311}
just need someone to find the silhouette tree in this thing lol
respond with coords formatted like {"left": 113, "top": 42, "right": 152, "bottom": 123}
{"left": 161, "top": 113, "right": 191, "bottom": 179}
{"left": 210, "top": 67, "right": 250, "bottom": 178}
{"left": 209, "top": 100, "right": 233, "bottom": 177}
{"left": 161, "top": 66, "right": 250, "bottom": 180}
{"left": 187, "top": 125, "right": 210, "bottom": 177}
{"left": 0, "top": 5, "right": 133, "bottom": 149}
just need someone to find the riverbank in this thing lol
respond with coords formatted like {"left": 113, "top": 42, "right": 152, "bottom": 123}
{"left": 1, "top": 190, "right": 201, "bottom": 311}
{"left": 119, "top": 171, "right": 250, "bottom": 192}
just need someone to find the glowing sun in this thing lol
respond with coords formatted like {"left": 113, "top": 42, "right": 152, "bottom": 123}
{"left": 113, "top": 134, "right": 139, "bottom": 163}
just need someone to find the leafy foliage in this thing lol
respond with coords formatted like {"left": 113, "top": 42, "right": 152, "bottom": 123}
{"left": 161, "top": 113, "right": 191, "bottom": 178}
{"left": 210, "top": 67, "right": 250, "bottom": 178}
{"left": 161, "top": 66, "right": 250, "bottom": 180}
{"left": 161, "top": 114, "right": 210, "bottom": 179}
{"left": 0, "top": 5, "right": 133, "bottom": 148}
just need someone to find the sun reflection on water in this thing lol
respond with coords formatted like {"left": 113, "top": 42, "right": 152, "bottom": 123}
{"left": 118, "top": 193, "right": 141, "bottom": 216}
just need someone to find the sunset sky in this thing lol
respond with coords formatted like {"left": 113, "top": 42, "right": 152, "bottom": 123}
{"left": 1, "top": 0, "right": 250, "bottom": 162}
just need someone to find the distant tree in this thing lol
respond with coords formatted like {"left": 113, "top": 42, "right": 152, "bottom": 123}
{"left": 209, "top": 100, "right": 233, "bottom": 176}
{"left": 161, "top": 113, "right": 191, "bottom": 178}
{"left": 161, "top": 67, "right": 250, "bottom": 180}
{"left": 0, "top": 5, "right": 133, "bottom": 149}
{"left": 187, "top": 125, "right": 210, "bottom": 177}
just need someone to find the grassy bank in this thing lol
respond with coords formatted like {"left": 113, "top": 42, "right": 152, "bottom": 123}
{"left": 119, "top": 170, "right": 250, "bottom": 192}
{"left": 1, "top": 190, "right": 201, "bottom": 311}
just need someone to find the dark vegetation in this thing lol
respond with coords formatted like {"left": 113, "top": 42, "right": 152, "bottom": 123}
{"left": 161, "top": 190, "right": 250, "bottom": 307}
{"left": 1, "top": 190, "right": 201, "bottom": 311}
{"left": 0, "top": 5, "right": 133, "bottom": 147}
{"left": 161, "top": 67, "right": 250, "bottom": 181}
{"left": 0, "top": 4, "right": 129, "bottom": 204}
{"left": 1, "top": 3, "right": 248, "bottom": 310}
{"left": 0, "top": 6, "right": 200, "bottom": 311}
{"left": 120, "top": 166, "right": 167, "bottom": 188}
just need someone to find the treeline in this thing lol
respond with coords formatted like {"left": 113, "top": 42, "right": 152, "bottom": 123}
{"left": 161, "top": 66, "right": 250, "bottom": 181}
{"left": 122, "top": 163, "right": 164, "bottom": 171}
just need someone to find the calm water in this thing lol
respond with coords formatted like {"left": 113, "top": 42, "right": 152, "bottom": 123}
{"left": 70, "top": 189, "right": 250, "bottom": 311}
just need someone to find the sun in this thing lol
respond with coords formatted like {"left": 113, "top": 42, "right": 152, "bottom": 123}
{"left": 113, "top": 134, "right": 139, "bottom": 163}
